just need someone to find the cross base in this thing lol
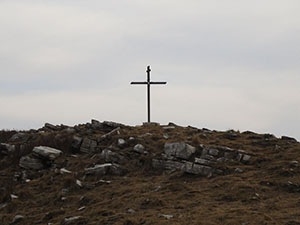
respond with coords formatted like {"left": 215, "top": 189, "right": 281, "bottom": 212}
{"left": 143, "top": 122, "right": 160, "bottom": 126}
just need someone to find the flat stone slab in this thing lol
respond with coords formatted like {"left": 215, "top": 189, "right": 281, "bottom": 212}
{"left": 85, "top": 163, "right": 125, "bottom": 176}
{"left": 19, "top": 156, "right": 44, "bottom": 170}
{"left": 33, "top": 146, "right": 62, "bottom": 160}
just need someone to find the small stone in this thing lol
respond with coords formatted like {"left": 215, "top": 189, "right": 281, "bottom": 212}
{"left": 78, "top": 206, "right": 86, "bottom": 211}
{"left": 275, "top": 145, "right": 281, "bottom": 150}
{"left": 117, "top": 139, "right": 126, "bottom": 146}
{"left": 162, "top": 126, "right": 175, "bottom": 130}
{"left": 0, "top": 203, "right": 7, "bottom": 210}
{"left": 159, "top": 214, "right": 173, "bottom": 219}
{"left": 12, "top": 215, "right": 24, "bottom": 223}
{"left": 85, "top": 163, "right": 125, "bottom": 176}
{"left": 62, "top": 216, "right": 81, "bottom": 225}
{"left": 163, "top": 134, "right": 169, "bottom": 139}
{"left": 61, "top": 189, "right": 69, "bottom": 195}
{"left": 208, "top": 148, "right": 219, "bottom": 156}
{"left": 242, "top": 154, "right": 251, "bottom": 162}
{"left": 155, "top": 186, "right": 162, "bottom": 192}
{"left": 127, "top": 208, "right": 136, "bottom": 214}
{"left": 96, "top": 179, "right": 111, "bottom": 184}
{"left": 235, "top": 168, "right": 244, "bottom": 173}
{"left": 133, "top": 144, "right": 146, "bottom": 154}
{"left": 76, "top": 180, "right": 83, "bottom": 187}
{"left": 11, "top": 194, "right": 19, "bottom": 199}
{"left": 60, "top": 168, "right": 72, "bottom": 174}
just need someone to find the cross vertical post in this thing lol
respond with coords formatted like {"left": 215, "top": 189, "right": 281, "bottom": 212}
{"left": 147, "top": 66, "right": 151, "bottom": 122}
{"left": 131, "top": 66, "right": 167, "bottom": 123}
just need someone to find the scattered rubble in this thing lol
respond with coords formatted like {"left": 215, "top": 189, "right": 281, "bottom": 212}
{"left": 153, "top": 142, "right": 252, "bottom": 177}
{"left": 0, "top": 120, "right": 299, "bottom": 224}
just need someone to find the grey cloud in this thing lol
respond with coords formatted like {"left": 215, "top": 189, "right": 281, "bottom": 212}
{"left": 0, "top": 0, "right": 300, "bottom": 139}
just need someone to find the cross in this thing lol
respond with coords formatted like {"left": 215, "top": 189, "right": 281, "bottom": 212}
{"left": 131, "top": 66, "right": 167, "bottom": 123}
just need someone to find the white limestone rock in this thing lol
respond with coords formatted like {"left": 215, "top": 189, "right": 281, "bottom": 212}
{"left": 85, "top": 163, "right": 125, "bottom": 176}
{"left": 164, "top": 142, "right": 196, "bottom": 160}
{"left": 33, "top": 146, "right": 62, "bottom": 160}
{"left": 12, "top": 215, "right": 24, "bottom": 223}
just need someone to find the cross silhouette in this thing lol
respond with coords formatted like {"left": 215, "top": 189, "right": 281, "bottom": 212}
{"left": 131, "top": 66, "right": 167, "bottom": 123}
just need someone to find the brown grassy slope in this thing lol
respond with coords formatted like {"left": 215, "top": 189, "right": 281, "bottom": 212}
{"left": 0, "top": 124, "right": 300, "bottom": 225}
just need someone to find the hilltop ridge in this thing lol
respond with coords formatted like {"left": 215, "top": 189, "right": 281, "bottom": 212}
{"left": 0, "top": 120, "right": 300, "bottom": 224}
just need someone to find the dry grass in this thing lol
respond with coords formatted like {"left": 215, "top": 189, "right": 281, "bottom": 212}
{"left": 0, "top": 124, "right": 300, "bottom": 224}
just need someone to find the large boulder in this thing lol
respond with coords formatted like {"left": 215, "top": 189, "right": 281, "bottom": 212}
{"left": 19, "top": 156, "right": 44, "bottom": 170}
{"left": 164, "top": 142, "right": 196, "bottom": 160}
{"left": 9, "top": 132, "right": 30, "bottom": 143}
{"left": 33, "top": 146, "right": 62, "bottom": 160}
{"left": 0, "top": 143, "right": 15, "bottom": 154}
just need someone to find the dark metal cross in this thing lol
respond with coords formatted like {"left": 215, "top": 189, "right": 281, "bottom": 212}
{"left": 131, "top": 66, "right": 167, "bottom": 123}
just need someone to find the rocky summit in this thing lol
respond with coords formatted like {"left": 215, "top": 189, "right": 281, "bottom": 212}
{"left": 0, "top": 120, "right": 300, "bottom": 224}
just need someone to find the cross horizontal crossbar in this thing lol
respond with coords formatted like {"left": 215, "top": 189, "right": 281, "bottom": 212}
{"left": 130, "top": 65, "right": 167, "bottom": 123}
{"left": 131, "top": 82, "right": 167, "bottom": 85}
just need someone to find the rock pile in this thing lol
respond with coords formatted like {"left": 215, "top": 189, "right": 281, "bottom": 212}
{"left": 19, "top": 146, "right": 62, "bottom": 170}
{"left": 2, "top": 119, "right": 300, "bottom": 224}
{"left": 153, "top": 142, "right": 252, "bottom": 177}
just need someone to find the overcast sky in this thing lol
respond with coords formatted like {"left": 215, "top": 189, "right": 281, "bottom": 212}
{"left": 0, "top": 0, "right": 300, "bottom": 138}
